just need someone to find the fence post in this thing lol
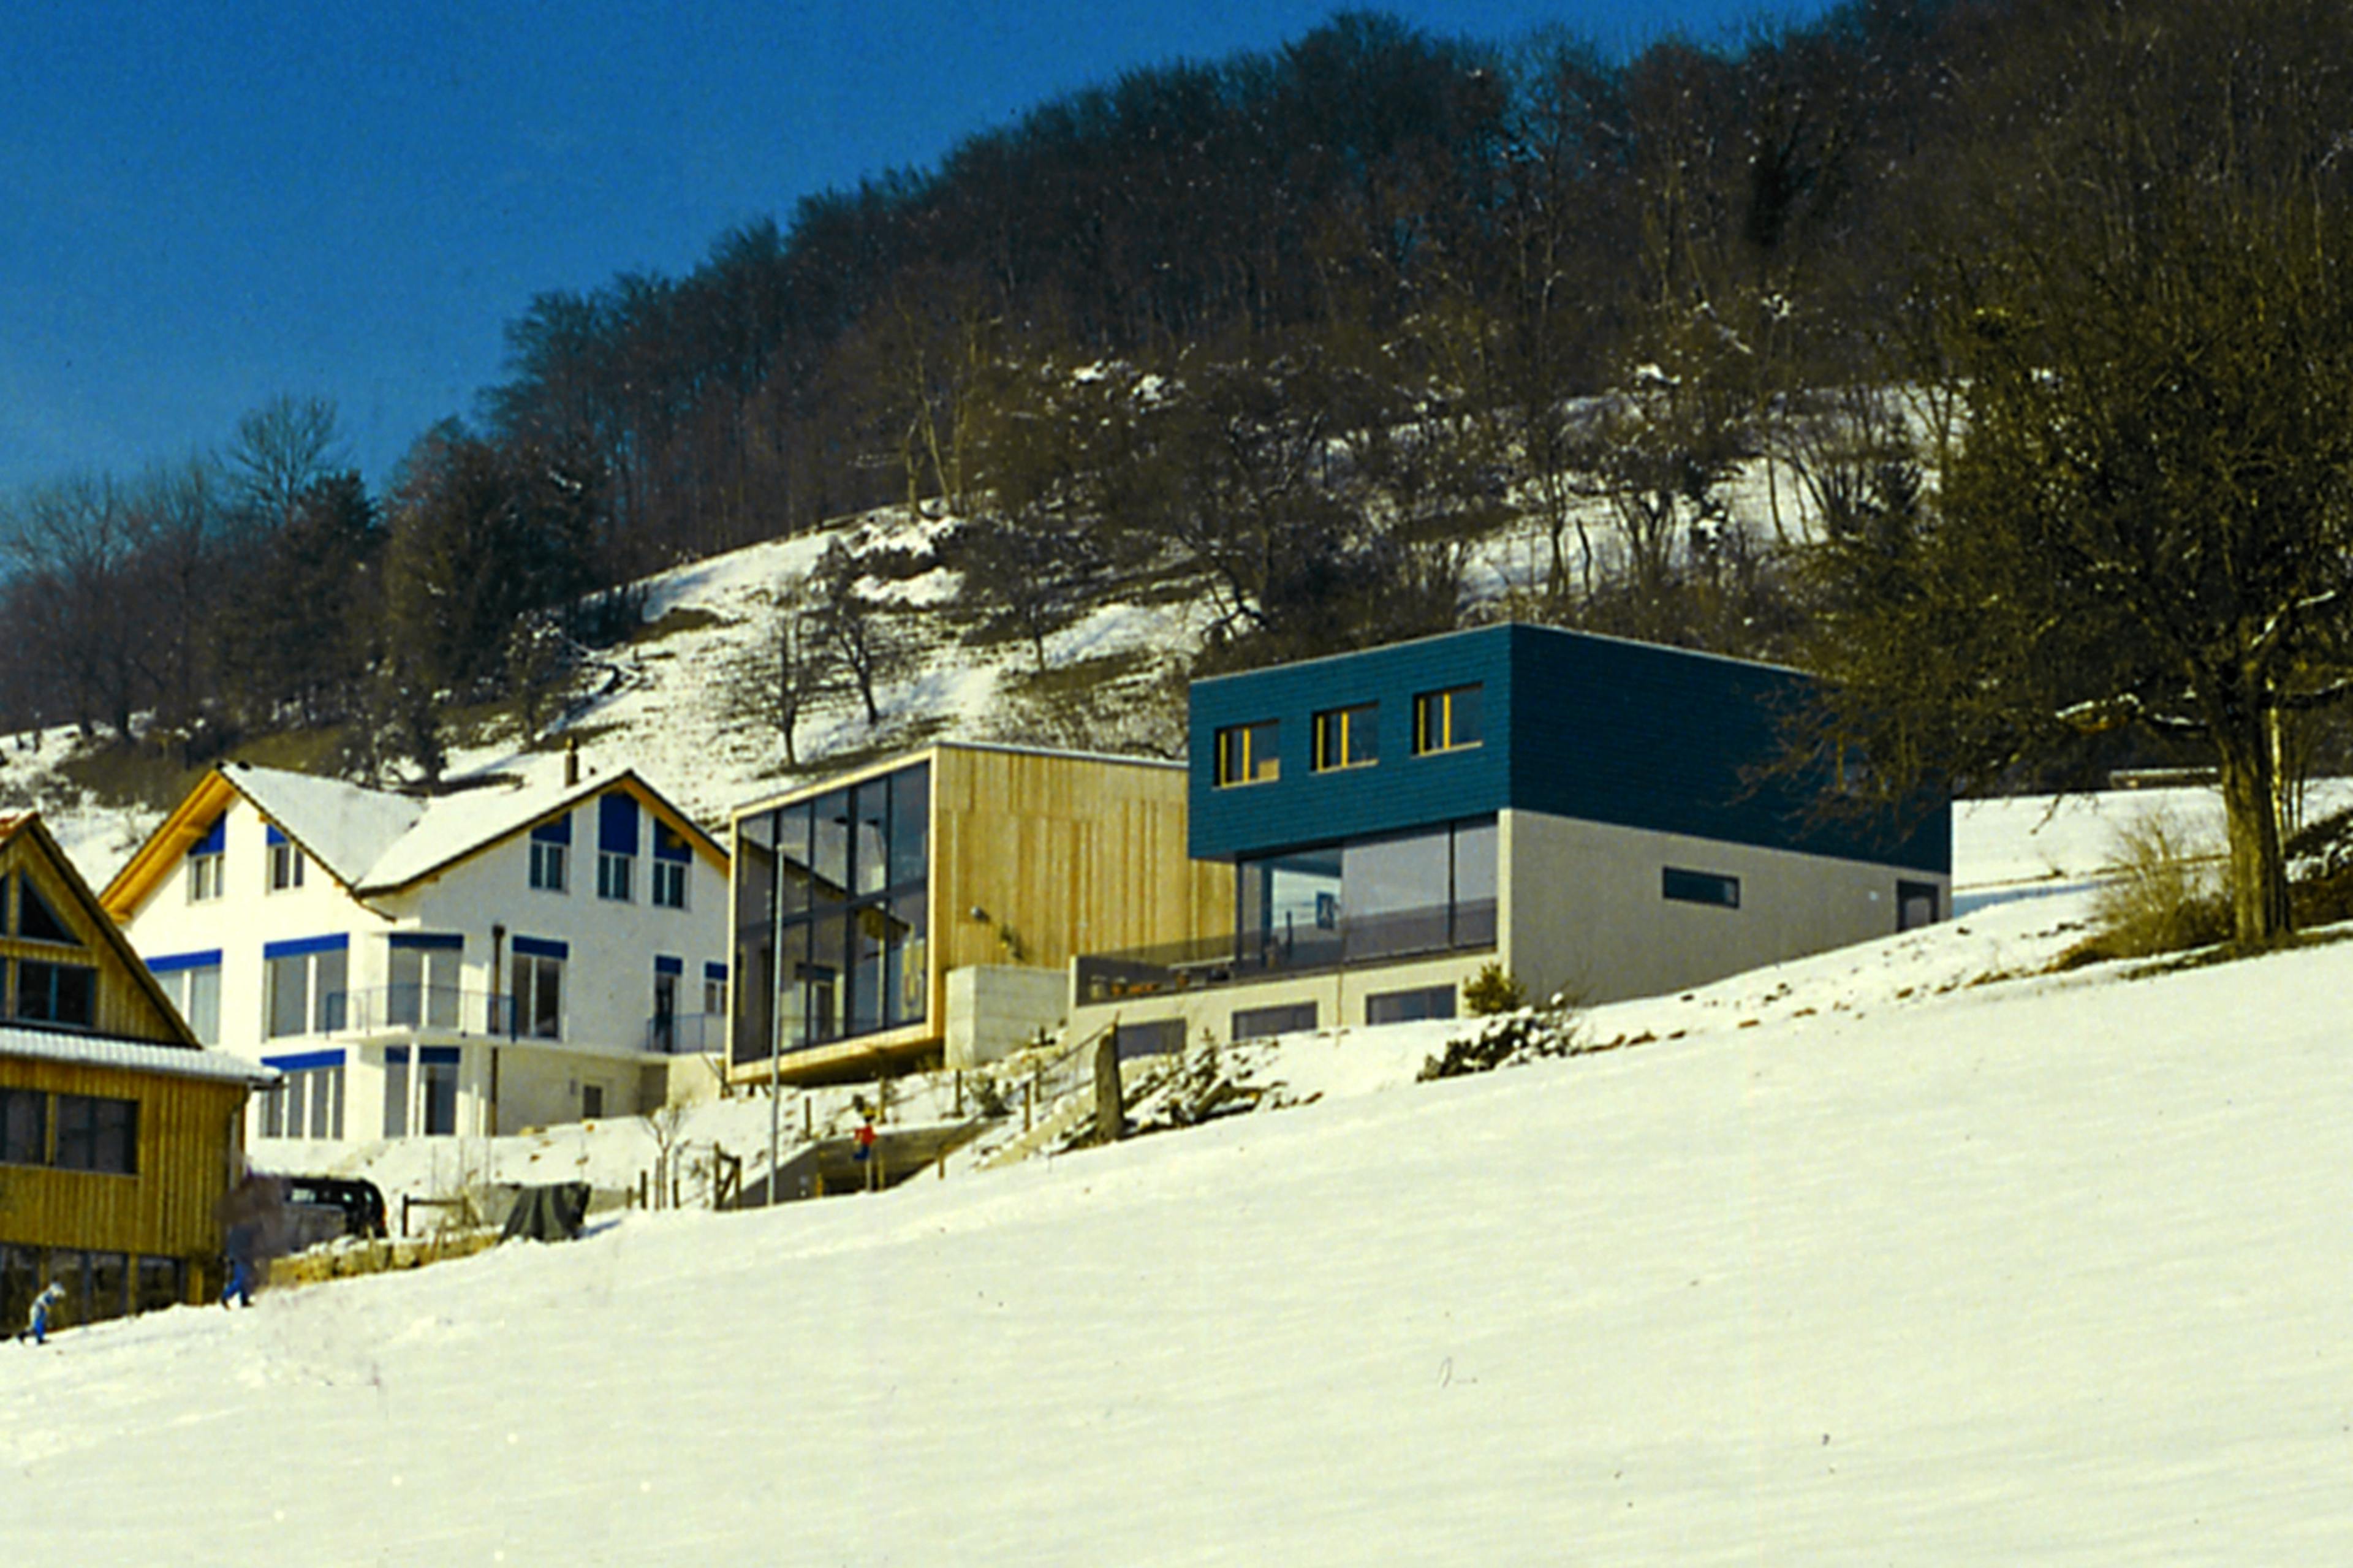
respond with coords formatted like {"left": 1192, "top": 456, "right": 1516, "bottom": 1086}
{"left": 1094, "top": 1023, "right": 1124, "bottom": 1146}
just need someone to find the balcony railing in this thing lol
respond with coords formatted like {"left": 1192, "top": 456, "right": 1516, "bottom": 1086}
{"left": 644, "top": 1011, "right": 726, "bottom": 1056}
{"left": 268, "top": 987, "right": 552, "bottom": 1043}
{"left": 1076, "top": 898, "right": 1496, "bottom": 1004}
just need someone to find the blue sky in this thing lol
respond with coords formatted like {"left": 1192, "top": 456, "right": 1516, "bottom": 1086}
{"left": 0, "top": 1, "right": 1832, "bottom": 498}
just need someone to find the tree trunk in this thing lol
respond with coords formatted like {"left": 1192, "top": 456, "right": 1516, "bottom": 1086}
{"left": 2214, "top": 711, "right": 2292, "bottom": 947}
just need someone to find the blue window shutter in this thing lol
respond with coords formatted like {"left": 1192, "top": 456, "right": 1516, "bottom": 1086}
{"left": 388, "top": 932, "right": 464, "bottom": 950}
{"left": 265, "top": 824, "right": 287, "bottom": 847}
{"left": 418, "top": 1046, "right": 461, "bottom": 1066}
{"left": 146, "top": 948, "right": 223, "bottom": 974}
{"left": 653, "top": 822, "right": 692, "bottom": 863}
{"left": 191, "top": 816, "right": 225, "bottom": 856}
{"left": 703, "top": 961, "right": 729, "bottom": 983}
{"left": 511, "top": 935, "right": 569, "bottom": 961}
{"left": 262, "top": 1047, "right": 346, "bottom": 1072}
{"left": 599, "top": 793, "right": 639, "bottom": 855}
{"left": 654, "top": 955, "right": 683, "bottom": 976}
{"left": 530, "top": 812, "right": 572, "bottom": 846}
{"left": 263, "top": 933, "right": 349, "bottom": 960}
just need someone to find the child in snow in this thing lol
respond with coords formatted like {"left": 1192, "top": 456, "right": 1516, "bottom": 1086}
{"left": 20, "top": 1281, "right": 64, "bottom": 1345}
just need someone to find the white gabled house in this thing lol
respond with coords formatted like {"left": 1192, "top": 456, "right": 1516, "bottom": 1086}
{"left": 101, "top": 760, "right": 730, "bottom": 1145}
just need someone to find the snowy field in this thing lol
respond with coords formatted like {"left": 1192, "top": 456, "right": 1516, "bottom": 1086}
{"left": 12, "top": 854, "right": 2353, "bottom": 1562}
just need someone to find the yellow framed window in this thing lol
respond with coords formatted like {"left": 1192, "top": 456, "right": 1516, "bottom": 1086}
{"left": 1312, "top": 703, "right": 1379, "bottom": 771}
{"left": 1215, "top": 721, "right": 1280, "bottom": 786}
{"left": 1412, "top": 684, "right": 1483, "bottom": 754}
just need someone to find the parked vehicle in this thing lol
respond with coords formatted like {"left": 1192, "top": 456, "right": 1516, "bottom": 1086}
{"left": 276, "top": 1175, "right": 388, "bottom": 1246}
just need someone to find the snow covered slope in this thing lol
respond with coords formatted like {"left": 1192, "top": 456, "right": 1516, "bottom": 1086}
{"left": 8, "top": 884, "right": 2350, "bottom": 1564}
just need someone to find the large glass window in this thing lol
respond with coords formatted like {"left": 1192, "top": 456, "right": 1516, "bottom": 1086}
{"left": 1235, "top": 817, "right": 1497, "bottom": 970}
{"left": 384, "top": 1047, "right": 410, "bottom": 1138}
{"left": 155, "top": 958, "right": 222, "bottom": 1044}
{"left": 17, "top": 876, "right": 74, "bottom": 943}
{"left": 735, "top": 761, "right": 931, "bottom": 1065}
{"left": 387, "top": 940, "right": 460, "bottom": 1029}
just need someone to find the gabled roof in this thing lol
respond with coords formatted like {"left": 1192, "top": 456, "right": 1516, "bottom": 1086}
{"left": 0, "top": 812, "right": 206, "bottom": 1050}
{"left": 103, "top": 760, "right": 727, "bottom": 920}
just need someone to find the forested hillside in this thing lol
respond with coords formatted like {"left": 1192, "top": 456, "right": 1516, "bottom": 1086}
{"left": 4, "top": 0, "right": 2349, "bottom": 822}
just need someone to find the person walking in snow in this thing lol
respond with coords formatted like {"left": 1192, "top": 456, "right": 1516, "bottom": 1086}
{"left": 214, "top": 1168, "right": 284, "bottom": 1308}
{"left": 19, "top": 1281, "right": 64, "bottom": 1345}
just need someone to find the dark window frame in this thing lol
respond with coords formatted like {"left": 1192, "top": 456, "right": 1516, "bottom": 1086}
{"left": 1412, "top": 684, "right": 1484, "bottom": 755}
{"left": 1662, "top": 866, "right": 1741, "bottom": 909}
{"left": 1214, "top": 720, "right": 1281, "bottom": 787}
{"left": 53, "top": 1093, "right": 137, "bottom": 1175}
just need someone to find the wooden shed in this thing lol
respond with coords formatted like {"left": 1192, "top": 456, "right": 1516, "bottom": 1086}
{"left": 0, "top": 814, "right": 271, "bottom": 1335}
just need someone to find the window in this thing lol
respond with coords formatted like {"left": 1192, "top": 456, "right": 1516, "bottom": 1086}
{"left": 53, "top": 1094, "right": 135, "bottom": 1173}
{"left": 186, "top": 816, "right": 225, "bottom": 902}
{"left": 419, "top": 1048, "right": 460, "bottom": 1135}
{"left": 1366, "top": 985, "right": 1457, "bottom": 1026}
{"left": 384, "top": 1047, "right": 409, "bottom": 1138}
{"left": 1214, "top": 720, "right": 1280, "bottom": 786}
{"left": 1662, "top": 866, "right": 1741, "bottom": 909}
{"left": 259, "top": 1055, "right": 344, "bottom": 1140}
{"left": 597, "top": 851, "right": 634, "bottom": 901}
{"left": 703, "top": 962, "right": 727, "bottom": 1018}
{"left": 1232, "top": 1001, "right": 1317, "bottom": 1040}
{"left": 580, "top": 1082, "right": 605, "bottom": 1119}
{"left": 1, "top": 1086, "right": 45, "bottom": 1164}
{"left": 652, "top": 962, "right": 680, "bottom": 1052}
{"left": 1114, "top": 1018, "right": 1187, "bottom": 1060}
{"left": 1413, "top": 684, "right": 1483, "bottom": 754}
{"left": 150, "top": 951, "right": 222, "bottom": 1045}
{"left": 529, "top": 812, "right": 571, "bottom": 892}
{"left": 741, "top": 762, "right": 931, "bottom": 1067}
{"left": 263, "top": 937, "right": 348, "bottom": 1038}
{"left": 597, "top": 793, "right": 638, "bottom": 902}
{"left": 266, "top": 827, "right": 305, "bottom": 892}
{"left": 17, "top": 960, "right": 96, "bottom": 1028}
{"left": 1312, "top": 703, "right": 1379, "bottom": 771}
{"left": 653, "top": 823, "right": 692, "bottom": 908}
{"left": 17, "top": 876, "right": 73, "bottom": 943}
{"left": 1898, "top": 881, "right": 1941, "bottom": 932}
{"left": 510, "top": 941, "right": 564, "bottom": 1039}
{"left": 136, "top": 1257, "right": 184, "bottom": 1315}
{"left": 387, "top": 937, "right": 461, "bottom": 1029}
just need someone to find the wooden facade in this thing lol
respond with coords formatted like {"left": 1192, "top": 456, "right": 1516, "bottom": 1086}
{"left": 730, "top": 744, "right": 1231, "bottom": 1085}
{"left": 0, "top": 814, "right": 265, "bottom": 1333}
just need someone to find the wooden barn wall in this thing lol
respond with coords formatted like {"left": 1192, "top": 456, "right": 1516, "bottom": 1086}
{"left": 931, "top": 749, "right": 1232, "bottom": 987}
{"left": 0, "top": 1053, "right": 244, "bottom": 1263}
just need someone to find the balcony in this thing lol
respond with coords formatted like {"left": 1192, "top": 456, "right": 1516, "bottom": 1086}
{"left": 1076, "top": 898, "right": 1496, "bottom": 1004}
{"left": 643, "top": 1011, "right": 726, "bottom": 1055}
{"left": 275, "top": 986, "right": 545, "bottom": 1042}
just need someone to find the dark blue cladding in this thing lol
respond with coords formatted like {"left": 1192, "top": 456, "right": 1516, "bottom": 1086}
{"left": 1188, "top": 623, "right": 1949, "bottom": 874}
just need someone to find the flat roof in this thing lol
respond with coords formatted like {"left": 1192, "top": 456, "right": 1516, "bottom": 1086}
{"left": 730, "top": 739, "right": 1185, "bottom": 820}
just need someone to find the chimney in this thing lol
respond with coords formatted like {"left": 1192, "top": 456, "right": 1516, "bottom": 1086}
{"left": 564, "top": 735, "right": 580, "bottom": 788}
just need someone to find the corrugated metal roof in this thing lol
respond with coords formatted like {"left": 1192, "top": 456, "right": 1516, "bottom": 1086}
{"left": 0, "top": 1025, "right": 277, "bottom": 1086}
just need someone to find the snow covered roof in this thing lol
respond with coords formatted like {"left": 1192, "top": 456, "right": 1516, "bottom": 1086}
{"left": 351, "top": 767, "right": 726, "bottom": 893}
{"left": 107, "top": 760, "right": 726, "bottom": 917}
{"left": 0, "top": 1024, "right": 276, "bottom": 1086}
{"left": 222, "top": 761, "right": 426, "bottom": 887}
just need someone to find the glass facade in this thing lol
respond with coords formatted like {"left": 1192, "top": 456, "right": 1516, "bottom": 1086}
{"left": 733, "top": 762, "right": 930, "bottom": 1066}
{"left": 1235, "top": 816, "right": 1496, "bottom": 968}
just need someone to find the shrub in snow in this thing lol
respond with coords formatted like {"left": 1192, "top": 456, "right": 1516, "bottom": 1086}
{"left": 1418, "top": 1006, "right": 1580, "bottom": 1081}
{"left": 1462, "top": 963, "right": 1528, "bottom": 1016}
{"left": 2069, "top": 811, "right": 2230, "bottom": 963}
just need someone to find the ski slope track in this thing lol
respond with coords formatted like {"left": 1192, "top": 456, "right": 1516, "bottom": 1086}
{"left": 7, "top": 876, "right": 2352, "bottom": 1564}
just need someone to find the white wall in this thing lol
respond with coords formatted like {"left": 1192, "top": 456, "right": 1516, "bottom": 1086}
{"left": 944, "top": 965, "right": 1069, "bottom": 1069}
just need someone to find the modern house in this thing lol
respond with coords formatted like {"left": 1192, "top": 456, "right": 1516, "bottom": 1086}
{"left": 1071, "top": 623, "right": 1951, "bottom": 1047}
{"left": 0, "top": 812, "right": 273, "bottom": 1333}
{"left": 103, "top": 759, "right": 730, "bottom": 1144}
{"left": 729, "top": 743, "right": 1229, "bottom": 1085}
